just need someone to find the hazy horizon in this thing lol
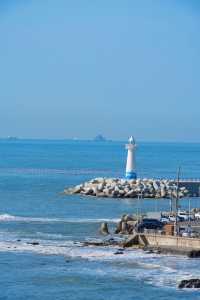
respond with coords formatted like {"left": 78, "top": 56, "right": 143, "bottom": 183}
{"left": 2, "top": 136, "right": 200, "bottom": 144}
{"left": 1, "top": 0, "right": 200, "bottom": 142}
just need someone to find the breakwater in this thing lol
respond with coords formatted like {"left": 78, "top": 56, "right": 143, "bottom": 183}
{"left": 64, "top": 177, "right": 190, "bottom": 199}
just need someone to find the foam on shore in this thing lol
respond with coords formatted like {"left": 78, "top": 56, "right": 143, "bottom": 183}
{"left": 0, "top": 238, "right": 198, "bottom": 289}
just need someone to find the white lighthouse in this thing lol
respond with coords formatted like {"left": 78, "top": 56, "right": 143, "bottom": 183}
{"left": 125, "top": 136, "right": 137, "bottom": 179}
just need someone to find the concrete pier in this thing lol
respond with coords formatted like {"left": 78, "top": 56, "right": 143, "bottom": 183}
{"left": 140, "top": 233, "right": 200, "bottom": 249}
{"left": 123, "top": 233, "right": 200, "bottom": 256}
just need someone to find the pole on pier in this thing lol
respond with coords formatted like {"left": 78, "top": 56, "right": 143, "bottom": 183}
{"left": 137, "top": 191, "right": 143, "bottom": 222}
{"left": 174, "top": 166, "right": 181, "bottom": 236}
{"left": 137, "top": 193, "right": 139, "bottom": 221}
{"left": 188, "top": 197, "right": 191, "bottom": 226}
{"left": 169, "top": 191, "right": 173, "bottom": 212}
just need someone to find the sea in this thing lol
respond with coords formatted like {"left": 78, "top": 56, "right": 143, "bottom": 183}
{"left": 0, "top": 139, "right": 200, "bottom": 300}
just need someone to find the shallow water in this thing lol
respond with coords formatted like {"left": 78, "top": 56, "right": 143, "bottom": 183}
{"left": 0, "top": 139, "right": 200, "bottom": 299}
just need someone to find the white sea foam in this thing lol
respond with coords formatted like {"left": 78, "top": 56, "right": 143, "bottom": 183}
{"left": 34, "top": 232, "right": 67, "bottom": 239}
{"left": 0, "top": 238, "right": 199, "bottom": 289}
{"left": 0, "top": 239, "right": 166, "bottom": 268}
{"left": 0, "top": 214, "right": 120, "bottom": 224}
{"left": 0, "top": 240, "right": 112, "bottom": 258}
{"left": 0, "top": 238, "right": 147, "bottom": 260}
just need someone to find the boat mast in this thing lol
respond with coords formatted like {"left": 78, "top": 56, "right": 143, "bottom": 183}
{"left": 174, "top": 166, "right": 181, "bottom": 236}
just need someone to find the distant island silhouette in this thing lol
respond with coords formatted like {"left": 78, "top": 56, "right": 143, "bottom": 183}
{"left": 93, "top": 134, "right": 107, "bottom": 142}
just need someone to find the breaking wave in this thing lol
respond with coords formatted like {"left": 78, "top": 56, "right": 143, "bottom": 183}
{"left": 0, "top": 233, "right": 199, "bottom": 290}
{"left": 0, "top": 238, "right": 198, "bottom": 289}
{"left": 0, "top": 214, "right": 120, "bottom": 224}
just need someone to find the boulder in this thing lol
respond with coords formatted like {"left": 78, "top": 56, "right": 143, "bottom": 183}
{"left": 124, "top": 188, "right": 130, "bottom": 194}
{"left": 114, "top": 250, "right": 124, "bottom": 255}
{"left": 120, "top": 179, "right": 128, "bottom": 185}
{"left": 112, "top": 178, "right": 120, "bottom": 183}
{"left": 92, "top": 187, "right": 98, "bottom": 195}
{"left": 188, "top": 250, "right": 200, "bottom": 258}
{"left": 129, "top": 179, "right": 136, "bottom": 184}
{"left": 121, "top": 222, "right": 128, "bottom": 234}
{"left": 84, "top": 238, "right": 122, "bottom": 247}
{"left": 27, "top": 242, "right": 39, "bottom": 246}
{"left": 111, "top": 190, "right": 119, "bottom": 197}
{"left": 122, "top": 234, "right": 139, "bottom": 247}
{"left": 114, "top": 185, "right": 120, "bottom": 191}
{"left": 123, "top": 214, "right": 134, "bottom": 222}
{"left": 103, "top": 188, "right": 111, "bottom": 196}
{"left": 84, "top": 188, "right": 94, "bottom": 195}
{"left": 126, "top": 221, "right": 136, "bottom": 234}
{"left": 152, "top": 181, "right": 159, "bottom": 190}
{"left": 95, "top": 177, "right": 105, "bottom": 182}
{"left": 178, "top": 279, "right": 200, "bottom": 289}
{"left": 161, "top": 188, "right": 166, "bottom": 198}
{"left": 64, "top": 187, "right": 75, "bottom": 194}
{"left": 99, "top": 222, "right": 109, "bottom": 235}
{"left": 127, "top": 220, "right": 137, "bottom": 226}
{"left": 80, "top": 190, "right": 87, "bottom": 194}
{"left": 90, "top": 179, "right": 98, "bottom": 184}
{"left": 178, "top": 192, "right": 184, "bottom": 198}
{"left": 114, "top": 221, "right": 122, "bottom": 234}
{"left": 96, "top": 192, "right": 106, "bottom": 197}
{"left": 125, "top": 190, "right": 136, "bottom": 198}
{"left": 97, "top": 183, "right": 105, "bottom": 192}
{"left": 118, "top": 190, "right": 125, "bottom": 196}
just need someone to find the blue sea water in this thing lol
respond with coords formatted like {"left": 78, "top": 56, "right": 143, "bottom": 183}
{"left": 0, "top": 139, "right": 200, "bottom": 300}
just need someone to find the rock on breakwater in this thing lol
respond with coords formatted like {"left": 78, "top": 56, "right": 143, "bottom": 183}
{"left": 64, "top": 177, "right": 188, "bottom": 199}
{"left": 178, "top": 279, "right": 200, "bottom": 289}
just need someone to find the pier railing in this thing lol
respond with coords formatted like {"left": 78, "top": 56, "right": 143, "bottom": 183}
{"left": 153, "top": 178, "right": 200, "bottom": 182}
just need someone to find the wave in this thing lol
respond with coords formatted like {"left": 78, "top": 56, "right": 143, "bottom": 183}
{"left": 0, "top": 239, "right": 139, "bottom": 259}
{"left": 0, "top": 238, "right": 199, "bottom": 289}
{"left": 0, "top": 237, "right": 164, "bottom": 264}
{"left": 0, "top": 213, "right": 120, "bottom": 224}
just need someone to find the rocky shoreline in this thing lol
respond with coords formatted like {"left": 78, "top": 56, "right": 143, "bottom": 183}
{"left": 64, "top": 177, "right": 188, "bottom": 199}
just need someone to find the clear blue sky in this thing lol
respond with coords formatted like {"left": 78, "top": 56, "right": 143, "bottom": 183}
{"left": 0, "top": 0, "right": 200, "bottom": 141}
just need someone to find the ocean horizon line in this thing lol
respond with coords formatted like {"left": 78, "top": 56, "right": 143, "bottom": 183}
{"left": 1, "top": 137, "right": 200, "bottom": 144}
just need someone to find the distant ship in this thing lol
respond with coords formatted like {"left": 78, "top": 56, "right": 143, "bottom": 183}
{"left": 93, "top": 134, "right": 106, "bottom": 142}
{"left": 7, "top": 136, "right": 19, "bottom": 141}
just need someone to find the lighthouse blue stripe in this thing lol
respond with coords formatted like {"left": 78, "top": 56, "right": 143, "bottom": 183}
{"left": 125, "top": 171, "right": 137, "bottom": 179}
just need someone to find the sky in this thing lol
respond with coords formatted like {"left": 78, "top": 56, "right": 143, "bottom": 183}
{"left": 0, "top": 0, "right": 200, "bottom": 141}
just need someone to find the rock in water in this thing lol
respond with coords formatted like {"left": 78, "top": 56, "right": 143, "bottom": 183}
{"left": 121, "top": 222, "right": 128, "bottom": 234}
{"left": 114, "top": 221, "right": 122, "bottom": 234}
{"left": 27, "top": 242, "right": 39, "bottom": 246}
{"left": 122, "top": 234, "right": 139, "bottom": 248}
{"left": 114, "top": 250, "right": 124, "bottom": 255}
{"left": 99, "top": 222, "right": 109, "bottom": 235}
{"left": 178, "top": 279, "right": 200, "bottom": 289}
{"left": 188, "top": 250, "right": 200, "bottom": 258}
